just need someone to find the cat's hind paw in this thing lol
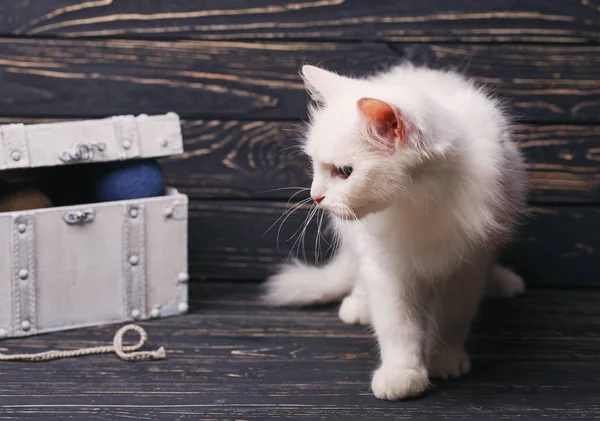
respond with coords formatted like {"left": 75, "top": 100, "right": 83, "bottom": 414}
{"left": 428, "top": 347, "right": 471, "bottom": 380}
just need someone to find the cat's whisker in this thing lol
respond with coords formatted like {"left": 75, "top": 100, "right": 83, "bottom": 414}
{"left": 259, "top": 187, "right": 310, "bottom": 194}
{"left": 291, "top": 203, "right": 319, "bottom": 263}
{"left": 285, "top": 188, "right": 311, "bottom": 207}
{"left": 287, "top": 201, "right": 316, "bottom": 243}
{"left": 262, "top": 196, "right": 311, "bottom": 240}
{"left": 286, "top": 202, "right": 317, "bottom": 263}
{"left": 319, "top": 215, "right": 335, "bottom": 253}
{"left": 315, "top": 208, "right": 326, "bottom": 265}
{"left": 301, "top": 205, "right": 320, "bottom": 262}
{"left": 275, "top": 197, "right": 313, "bottom": 251}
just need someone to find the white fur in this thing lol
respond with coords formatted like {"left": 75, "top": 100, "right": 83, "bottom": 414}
{"left": 263, "top": 64, "right": 527, "bottom": 400}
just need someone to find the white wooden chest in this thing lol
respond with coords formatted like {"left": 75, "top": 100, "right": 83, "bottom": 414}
{"left": 0, "top": 113, "right": 188, "bottom": 340}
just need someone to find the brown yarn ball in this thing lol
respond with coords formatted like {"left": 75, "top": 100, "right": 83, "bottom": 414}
{"left": 0, "top": 187, "right": 53, "bottom": 213}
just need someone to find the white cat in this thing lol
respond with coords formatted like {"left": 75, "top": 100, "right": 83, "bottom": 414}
{"left": 263, "top": 64, "right": 527, "bottom": 400}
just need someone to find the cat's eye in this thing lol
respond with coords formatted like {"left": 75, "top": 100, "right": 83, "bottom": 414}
{"left": 335, "top": 165, "right": 353, "bottom": 179}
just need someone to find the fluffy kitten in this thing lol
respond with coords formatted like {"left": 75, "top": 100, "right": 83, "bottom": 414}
{"left": 263, "top": 64, "right": 526, "bottom": 400}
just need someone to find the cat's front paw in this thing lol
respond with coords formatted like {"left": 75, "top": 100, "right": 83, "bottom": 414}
{"left": 338, "top": 294, "right": 370, "bottom": 325}
{"left": 371, "top": 364, "right": 429, "bottom": 400}
{"left": 428, "top": 347, "right": 471, "bottom": 380}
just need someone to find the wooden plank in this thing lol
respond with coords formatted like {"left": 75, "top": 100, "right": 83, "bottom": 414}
{"left": 1, "top": 0, "right": 598, "bottom": 43}
{"left": 0, "top": 283, "right": 599, "bottom": 419}
{"left": 163, "top": 121, "right": 600, "bottom": 204}
{"left": 2, "top": 117, "right": 597, "bottom": 204}
{"left": 1, "top": 39, "right": 600, "bottom": 122}
{"left": 186, "top": 201, "right": 600, "bottom": 287}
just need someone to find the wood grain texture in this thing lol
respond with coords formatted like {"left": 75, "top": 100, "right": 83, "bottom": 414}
{"left": 1, "top": 0, "right": 599, "bottom": 43}
{"left": 1, "top": 39, "right": 600, "bottom": 122}
{"left": 186, "top": 200, "right": 600, "bottom": 286}
{"left": 2, "top": 117, "right": 597, "bottom": 204}
{"left": 162, "top": 121, "right": 600, "bottom": 204}
{"left": 0, "top": 283, "right": 599, "bottom": 420}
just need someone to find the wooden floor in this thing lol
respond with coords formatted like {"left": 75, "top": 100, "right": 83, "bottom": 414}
{"left": 0, "top": 2, "right": 598, "bottom": 419}
{"left": 0, "top": 282, "right": 599, "bottom": 420}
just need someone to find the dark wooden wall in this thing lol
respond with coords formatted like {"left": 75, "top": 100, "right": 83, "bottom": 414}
{"left": 0, "top": 1, "right": 598, "bottom": 286}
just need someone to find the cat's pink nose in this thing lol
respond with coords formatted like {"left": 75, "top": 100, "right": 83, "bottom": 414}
{"left": 312, "top": 195, "right": 325, "bottom": 204}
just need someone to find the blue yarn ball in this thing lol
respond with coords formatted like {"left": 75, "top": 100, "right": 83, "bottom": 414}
{"left": 93, "top": 160, "right": 165, "bottom": 202}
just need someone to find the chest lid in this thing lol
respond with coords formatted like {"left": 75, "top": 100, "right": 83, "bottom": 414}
{"left": 0, "top": 113, "right": 182, "bottom": 171}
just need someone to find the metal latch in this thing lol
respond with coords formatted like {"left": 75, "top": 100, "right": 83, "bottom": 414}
{"left": 63, "top": 209, "right": 95, "bottom": 225}
{"left": 59, "top": 142, "right": 106, "bottom": 163}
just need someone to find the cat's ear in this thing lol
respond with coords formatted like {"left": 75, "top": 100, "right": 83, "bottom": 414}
{"left": 357, "top": 98, "right": 405, "bottom": 149}
{"left": 301, "top": 65, "right": 351, "bottom": 103}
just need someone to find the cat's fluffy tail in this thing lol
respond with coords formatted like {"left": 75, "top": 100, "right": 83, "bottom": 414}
{"left": 262, "top": 259, "right": 354, "bottom": 307}
{"left": 486, "top": 264, "right": 525, "bottom": 298}
{"left": 262, "top": 261, "right": 521, "bottom": 306}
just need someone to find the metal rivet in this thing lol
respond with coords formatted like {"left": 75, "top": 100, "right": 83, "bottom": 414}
{"left": 150, "top": 308, "right": 161, "bottom": 318}
{"left": 18, "top": 269, "right": 29, "bottom": 280}
{"left": 164, "top": 208, "right": 173, "bottom": 218}
{"left": 0, "top": 328, "right": 7, "bottom": 339}
{"left": 138, "top": 113, "right": 148, "bottom": 119}
{"left": 160, "top": 139, "right": 169, "bottom": 147}
{"left": 178, "top": 302, "right": 189, "bottom": 314}
{"left": 21, "top": 320, "right": 31, "bottom": 331}
{"left": 167, "top": 112, "right": 177, "bottom": 117}
{"left": 17, "top": 223, "right": 26, "bottom": 233}
{"left": 129, "top": 255, "right": 139, "bottom": 266}
{"left": 131, "top": 309, "right": 141, "bottom": 319}
{"left": 177, "top": 272, "right": 189, "bottom": 283}
{"left": 129, "top": 208, "right": 139, "bottom": 218}
{"left": 11, "top": 151, "right": 21, "bottom": 161}
{"left": 122, "top": 140, "right": 132, "bottom": 150}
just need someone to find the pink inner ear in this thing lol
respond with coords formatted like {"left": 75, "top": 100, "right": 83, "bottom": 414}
{"left": 357, "top": 98, "right": 405, "bottom": 142}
